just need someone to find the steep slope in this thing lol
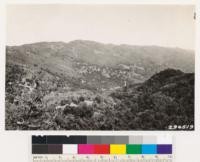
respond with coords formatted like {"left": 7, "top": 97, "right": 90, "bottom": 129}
{"left": 111, "top": 69, "right": 194, "bottom": 130}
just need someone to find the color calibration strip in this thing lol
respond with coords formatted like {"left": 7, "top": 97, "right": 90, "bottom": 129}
{"left": 32, "top": 136, "right": 173, "bottom": 155}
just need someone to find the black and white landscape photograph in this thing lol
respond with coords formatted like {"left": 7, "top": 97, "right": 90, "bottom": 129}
{"left": 5, "top": 5, "right": 195, "bottom": 130}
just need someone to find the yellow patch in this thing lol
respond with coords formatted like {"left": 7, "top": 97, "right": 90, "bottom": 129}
{"left": 110, "top": 144, "right": 126, "bottom": 154}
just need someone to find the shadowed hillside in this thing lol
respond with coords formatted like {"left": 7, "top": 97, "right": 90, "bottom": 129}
{"left": 110, "top": 69, "right": 194, "bottom": 130}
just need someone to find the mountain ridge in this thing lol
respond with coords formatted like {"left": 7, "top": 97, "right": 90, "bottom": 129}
{"left": 6, "top": 39, "right": 195, "bottom": 52}
{"left": 6, "top": 40, "right": 194, "bottom": 91}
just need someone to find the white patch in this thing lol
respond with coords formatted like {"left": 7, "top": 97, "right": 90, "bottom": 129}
{"left": 84, "top": 100, "right": 93, "bottom": 106}
{"left": 69, "top": 103, "right": 78, "bottom": 107}
{"left": 55, "top": 105, "right": 67, "bottom": 110}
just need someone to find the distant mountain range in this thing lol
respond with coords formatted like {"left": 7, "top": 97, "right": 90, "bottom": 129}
{"left": 6, "top": 40, "right": 194, "bottom": 90}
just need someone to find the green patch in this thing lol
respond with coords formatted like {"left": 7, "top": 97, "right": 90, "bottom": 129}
{"left": 126, "top": 144, "right": 142, "bottom": 154}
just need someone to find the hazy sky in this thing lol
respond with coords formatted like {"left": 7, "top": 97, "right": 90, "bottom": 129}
{"left": 7, "top": 5, "right": 195, "bottom": 49}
